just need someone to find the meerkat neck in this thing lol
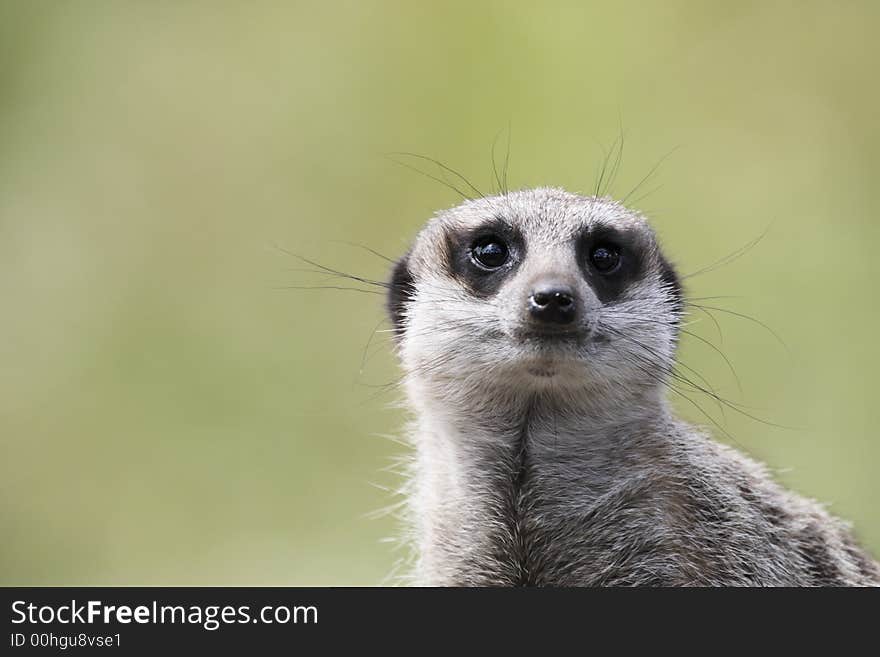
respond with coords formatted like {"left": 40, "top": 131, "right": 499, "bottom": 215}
{"left": 407, "top": 387, "right": 673, "bottom": 585}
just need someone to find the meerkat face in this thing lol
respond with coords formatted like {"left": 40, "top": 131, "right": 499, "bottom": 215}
{"left": 388, "top": 187, "right": 683, "bottom": 398}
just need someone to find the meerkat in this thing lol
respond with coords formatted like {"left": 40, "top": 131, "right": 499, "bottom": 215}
{"left": 384, "top": 186, "right": 880, "bottom": 586}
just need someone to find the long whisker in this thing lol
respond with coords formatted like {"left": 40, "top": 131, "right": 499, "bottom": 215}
{"left": 272, "top": 243, "right": 390, "bottom": 289}
{"left": 386, "top": 154, "right": 471, "bottom": 200}
{"left": 679, "top": 328, "right": 743, "bottom": 394}
{"left": 686, "top": 303, "right": 724, "bottom": 343}
{"left": 602, "top": 304, "right": 744, "bottom": 395}
{"left": 687, "top": 302, "right": 789, "bottom": 352}
{"left": 389, "top": 152, "right": 484, "bottom": 199}
{"left": 629, "top": 183, "right": 664, "bottom": 207}
{"left": 359, "top": 317, "right": 390, "bottom": 378}
{"left": 329, "top": 240, "right": 395, "bottom": 264}
{"left": 502, "top": 122, "right": 511, "bottom": 194}
{"left": 490, "top": 129, "right": 506, "bottom": 195}
{"left": 602, "top": 337, "right": 742, "bottom": 446}
{"left": 274, "top": 284, "right": 381, "bottom": 295}
{"left": 683, "top": 227, "right": 770, "bottom": 280}
{"left": 601, "top": 324, "right": 727, "bottom": 417}
{"left": 603, "top": 324, "right": 790, "bottom": 428}
{"left": 620, "top": 146, "right": 680, "bottom": 204}
{"left": 594, "top": 133, "right": 621, "bottom": 197}
{"left": 602, "top": 123, "right": 626, "bottom": 197}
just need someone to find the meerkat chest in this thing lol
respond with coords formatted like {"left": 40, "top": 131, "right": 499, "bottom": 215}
{"left": 415, "top": 413, "right": 684, "bottom": 585}
{"left": 478, "top": 427, "right": 675, "bottom": 585}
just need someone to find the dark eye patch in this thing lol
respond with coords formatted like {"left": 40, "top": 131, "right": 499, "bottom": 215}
{"left": 445, "top": 217, "right": 524, "bottom": 298}
{"left": 575, "top": 224, "right": 647, "bottom": 303}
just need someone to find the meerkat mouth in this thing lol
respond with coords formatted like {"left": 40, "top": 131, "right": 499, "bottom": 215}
{"left": 519, "top": 348, "right": 581, "bottom": 379}
{"left": 526, "top": 365, "right": 559, "bottom": 378}
{"left": 515, "top": 326, "right": 588, "bottom": 345}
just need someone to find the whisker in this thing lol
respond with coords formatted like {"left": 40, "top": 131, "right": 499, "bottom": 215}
{"left": 683, "top": 227, "right": 770, "bottom": 280}
{"left": 359, "top": 317, "right": 389, "bottom": 378}
{"left": 502, "top": 122, "right": 511, "bottom": 194}
{"left": 688, "top": 302, "right": 789, "bottom": 352}
{"left": 679, "top": 328, "right": 743, "bottom": 394}
{"left": 620, "top": 146, "right": 680, "bottom": 205}
{"left": 605, "top": 303, "right": 743, "bottom": 394}
{"left": 490, "top": 128, "right": 506, "bottom": 195}
{"left": 389, "top": 152, "right": 484, "bottom": 199}
{"left": 601, "top": 323, "right": 787, "bottom": 428}
{"left": 275, "top": 285, "right": 381, "bottom": 295}
{"left": 594, "top": 133, "right": 621, "bottom": 197}
{"left": 629, "top": 183, "right": 664, "bottom": 207}
{"left": 386, "top": 155, "right": 472, "bottom": 199}
{"left": 273, "top": 243, "right": 390, "bottom": 289}
{"left": 601, "top": 324, "right": 727, "bottom": 418}
{"left": 329, "top": 240, "right": 395, "bottom": 264}
{"left": 603, "top": 337, "right": 743, "bottom": 446}
{"left": 602, "top": 123, "right": 626, "bottom": 197}
{"left": 686, "top": 304, "right": 724, "bottom": 343}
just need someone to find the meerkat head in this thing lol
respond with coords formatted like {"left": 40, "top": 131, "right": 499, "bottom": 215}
{"left": 387, "top": 187, "right": 683, "bottom": 408}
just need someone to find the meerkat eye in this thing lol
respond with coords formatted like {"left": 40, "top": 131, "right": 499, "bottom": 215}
{"left": 470, "top": 236, "right": 510, "bottom": 269}
{"left": 590, "top": 245, "right": 621, "bottom": 273}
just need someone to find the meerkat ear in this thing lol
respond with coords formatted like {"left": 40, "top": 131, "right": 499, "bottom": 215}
{"left": 658, "top": 253, "right": 684, "bottom": 317}
{"left": 387, "top": 252, "right": 415, "bottom": 338}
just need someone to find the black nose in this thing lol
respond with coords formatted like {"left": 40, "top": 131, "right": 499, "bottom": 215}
{"left": 529, "top": 286, "right": 576, "bottom": 325}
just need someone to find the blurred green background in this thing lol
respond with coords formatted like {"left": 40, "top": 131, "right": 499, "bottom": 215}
{"left": 1, "top": 1, "right": 878, "bottom": 585}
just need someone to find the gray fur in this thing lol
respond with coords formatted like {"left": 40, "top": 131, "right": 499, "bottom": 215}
{"left": 388, "top": 187, "right": 880, "bottom": 586}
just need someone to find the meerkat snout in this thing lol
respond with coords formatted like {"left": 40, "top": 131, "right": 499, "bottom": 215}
{"left": 527, "top": 282, "right": 576, "bottom": 325}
